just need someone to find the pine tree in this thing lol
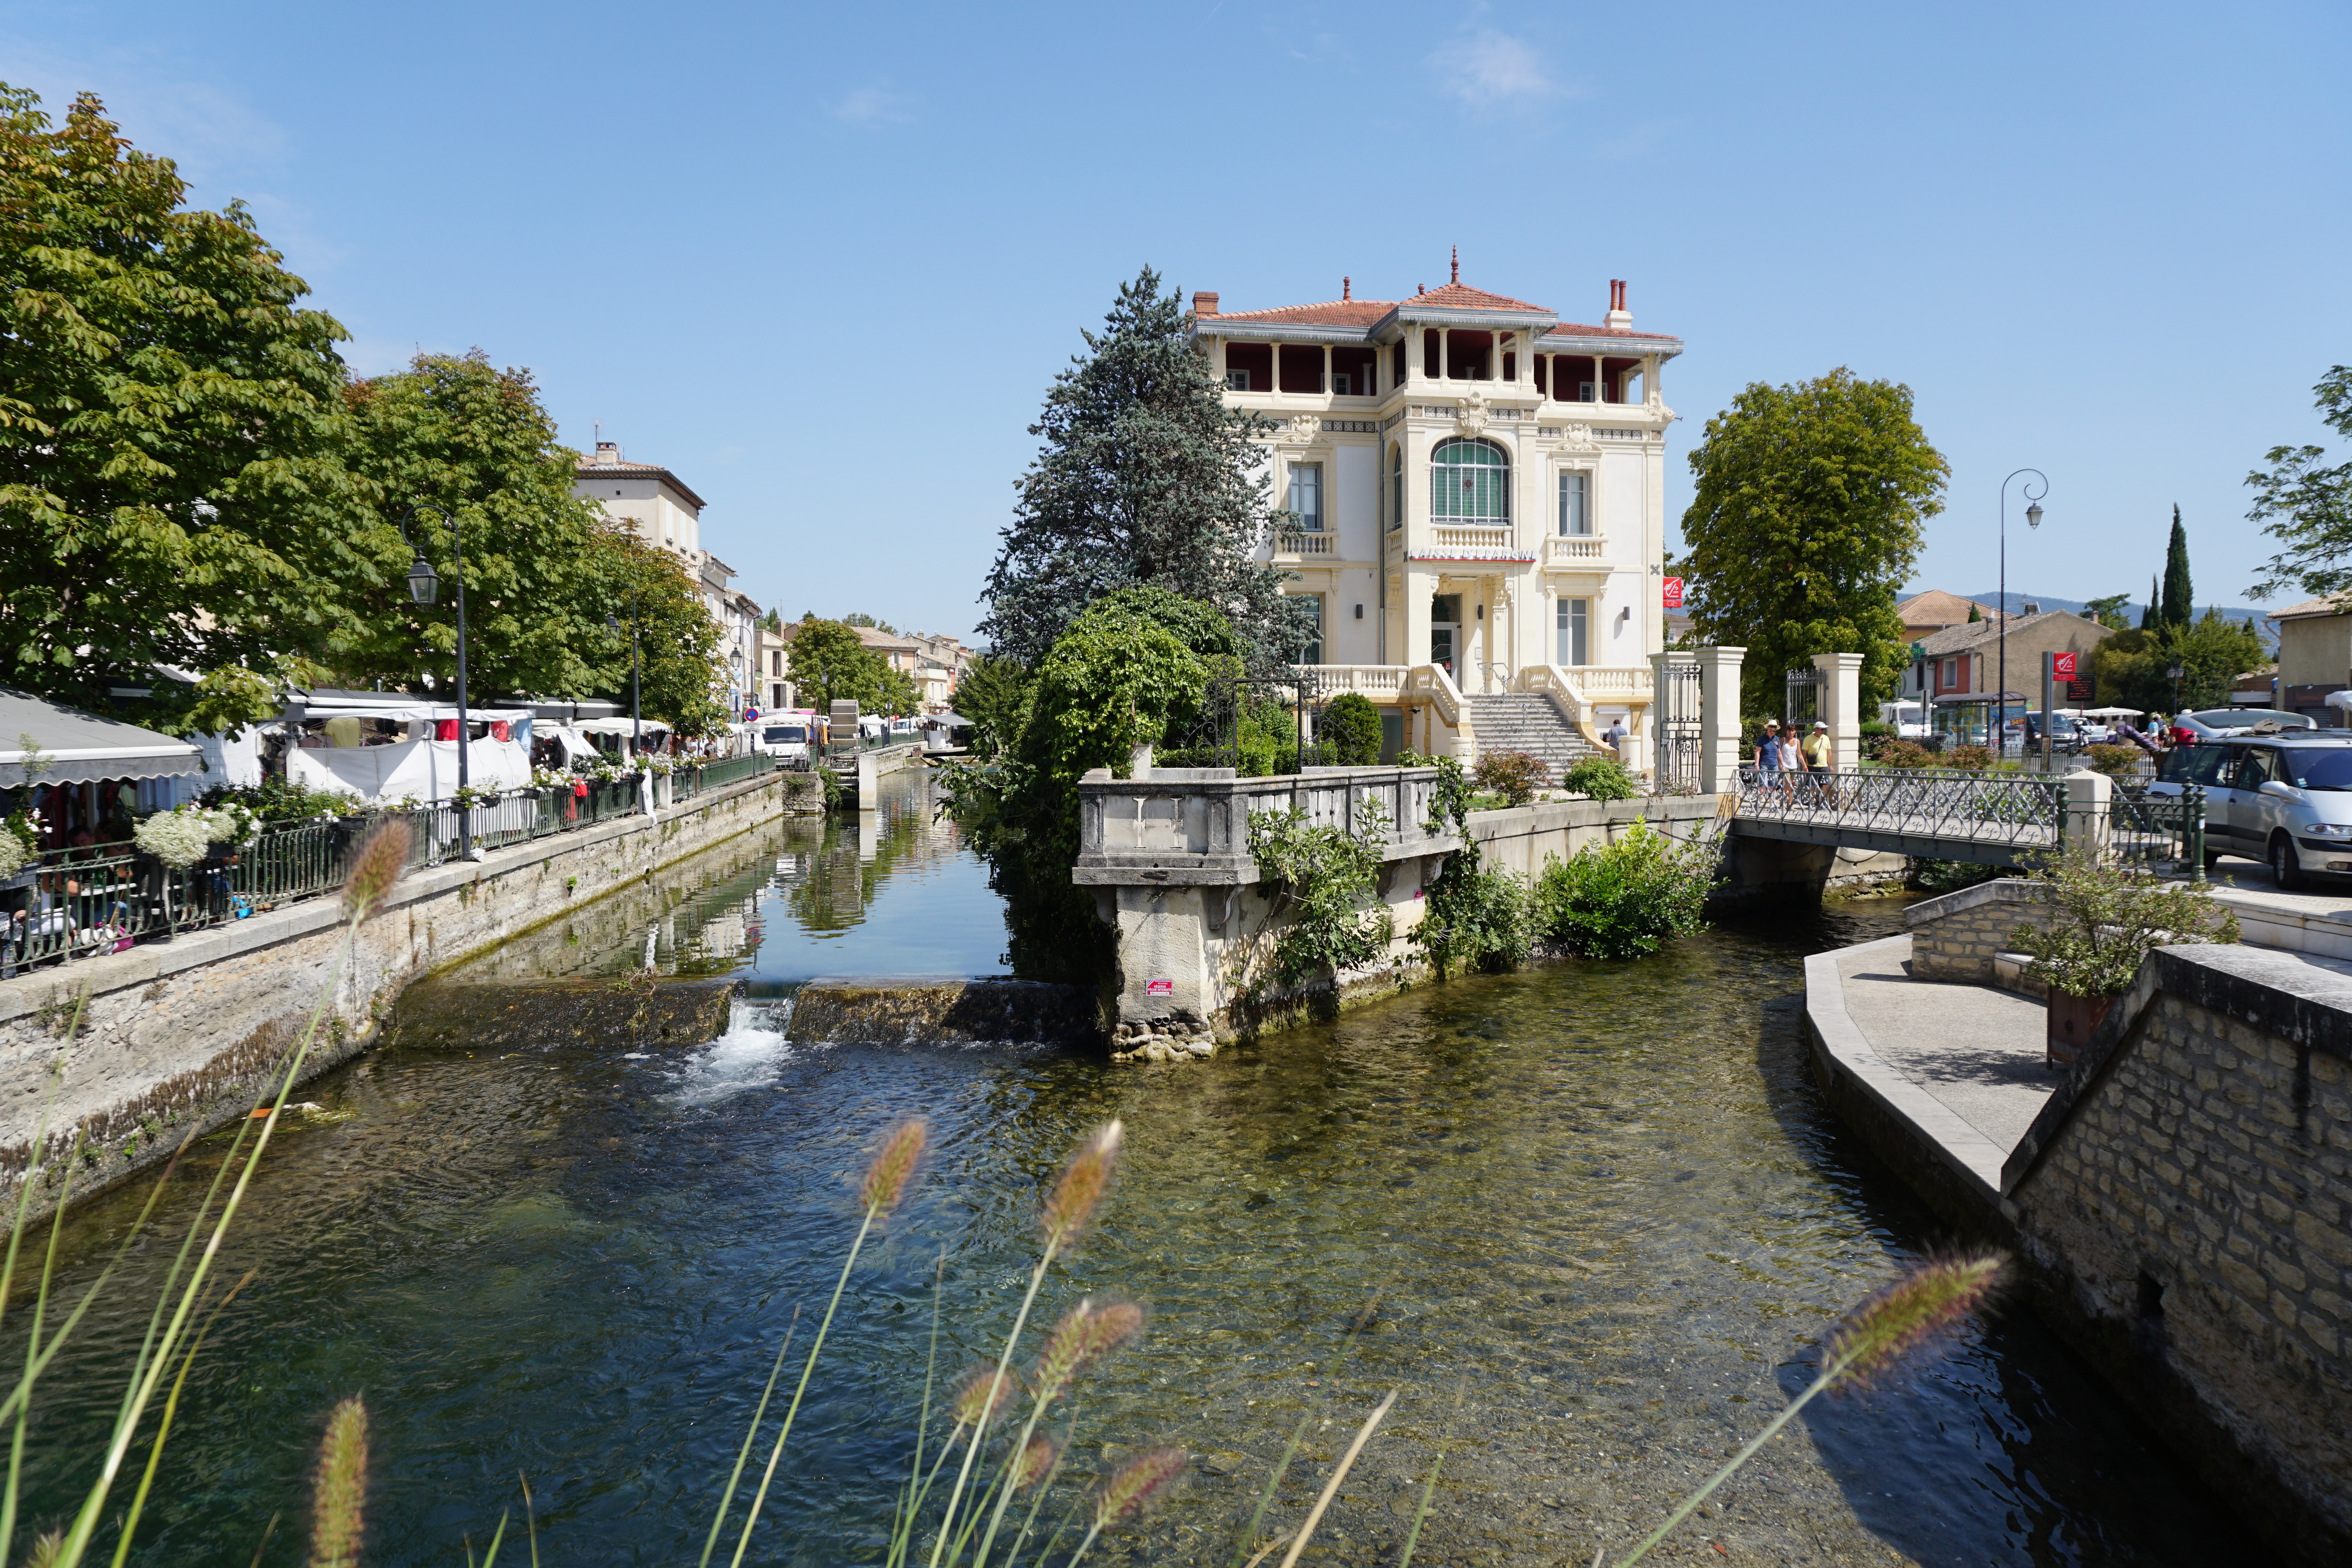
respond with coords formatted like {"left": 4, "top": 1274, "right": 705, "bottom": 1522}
{"left": 2160, "top": 505, "right": 2194, "bottom": 628}
{"left": 979, "top": 268, "right": 1304, "bottom": 670}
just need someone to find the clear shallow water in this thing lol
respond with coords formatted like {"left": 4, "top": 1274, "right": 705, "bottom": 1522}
{"left": 5, "top": 777, "right": 2244, "bottom": 1566}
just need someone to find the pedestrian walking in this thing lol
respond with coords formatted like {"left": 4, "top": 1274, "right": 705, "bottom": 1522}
{"left": 1777, "top": 726, "right": 1805, "bottom": 801}
{"left": 1803, "top": 720, "right": 1833, "bottom": 805}
{"left": 1752, "top": 719, "right": 1782, "bottom": 791}
{"left": 1603, "top": 715, "right": 1629, "bottom": 757}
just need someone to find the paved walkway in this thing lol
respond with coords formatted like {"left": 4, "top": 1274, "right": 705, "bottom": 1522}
{"left": 1833, "top": 940, "right": 2055, "bottom": 1152}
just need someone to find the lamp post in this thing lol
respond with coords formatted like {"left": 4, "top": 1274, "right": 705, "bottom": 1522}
{"left": 606, "top": 591, "right": 641, "bottom": 757}
{"left": 2169, "top": 662, "right": 2186, "bottom": 717}
{"left": 1997, "top": 470, "right": 2048, "bottom": 755}
{"left": 395, "top": 503, "right": 476, "bottom": 861}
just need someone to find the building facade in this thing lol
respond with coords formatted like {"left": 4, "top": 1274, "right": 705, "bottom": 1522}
{"left": 1195, "top": 268, "right": 1679, "bottom": 749}
{"left": 2273, "top": 595, "right": 2351, "bottom": 723}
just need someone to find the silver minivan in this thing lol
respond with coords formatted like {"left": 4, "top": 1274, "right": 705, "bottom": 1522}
{"left": 2150, "top": 734, "right": 2352, "bottom": 887}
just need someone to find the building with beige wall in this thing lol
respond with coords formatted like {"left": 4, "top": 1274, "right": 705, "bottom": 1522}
{"left": 1194, "top": 265, "right": 1679, "bottom": 756}
{"left": 2273, "top": 595, "right": 2350, "bottom": 723}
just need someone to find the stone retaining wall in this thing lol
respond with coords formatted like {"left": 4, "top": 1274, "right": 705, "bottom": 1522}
{"left": 2002, "top": 943, "right": 2352, "bottom": 1564}
{"left": 0, "top": 770, "right": 820, "bottom": 1223}
{"left": 1905, "top": 877, "right": 2054, "bottom": 981}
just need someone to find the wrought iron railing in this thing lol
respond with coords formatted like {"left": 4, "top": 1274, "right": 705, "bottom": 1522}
{"left": 2109, "top": 784, "right": 2206, "bottom": 877}
{"left": 1733, "top": 767, "right": 2065, "bottom": 853}
{"left": 0, "top": 758, "right": 783, "bottom": 978}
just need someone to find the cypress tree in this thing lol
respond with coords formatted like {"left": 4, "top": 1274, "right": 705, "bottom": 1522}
{"left": 2160, "top": 505, "right": 2194, "bottom": 629}
{"left": 2140, "top": 573, "right": 2159, "bottom": 630}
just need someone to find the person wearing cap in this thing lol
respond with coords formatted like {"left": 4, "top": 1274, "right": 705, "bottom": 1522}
{"left": 1752, "top": 718, "right": 1782, "bottom": 789}
{"left": 1803, "top": 718, "right": 1833, "bottom": 801}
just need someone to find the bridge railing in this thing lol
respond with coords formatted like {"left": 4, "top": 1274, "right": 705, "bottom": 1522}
{"left": 1734, "top": 767, "right": 2064, "bottom": 854}
{"left": 2109, "top": 785, "right": 2206, "bottom": 877}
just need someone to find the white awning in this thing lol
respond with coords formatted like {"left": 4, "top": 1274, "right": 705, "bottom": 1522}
{"left": 0, "top": 688, "right": 202, "bottom": 788}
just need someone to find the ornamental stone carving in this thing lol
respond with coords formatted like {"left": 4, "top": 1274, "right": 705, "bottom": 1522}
{"left": 1280, "top": 413, "right": 1320, "bottom": 445}
{"left": 1563, "top": 421, "right": 1595, "bottom": 452}
{"left": 1456, "top": 390, "right": 1488, "bottom": 436}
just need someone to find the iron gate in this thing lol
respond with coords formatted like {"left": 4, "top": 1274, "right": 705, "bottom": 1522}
{"left": 1784, "top": 666, "right": 1821, "bottom": 732}
{"left": 1654, "top": 655, "right": 1703, "bottom": 795}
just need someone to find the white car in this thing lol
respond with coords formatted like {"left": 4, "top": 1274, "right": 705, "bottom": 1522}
{"left": 2149, "top": 734, "right": 2352, "bottom": 887}
{"left": 755, "top": 721, "right": 815, "bottom": 764}
{"left": 2173, "top": 708, "right": 2317, "bottom": 740}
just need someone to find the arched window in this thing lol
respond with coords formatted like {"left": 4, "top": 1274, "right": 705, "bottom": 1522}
{"left": 1388, "top": 443, "right": 1404, "bottom": 531}
{"left": 1431, "top": 438, "right": 1509, "bottom": 523}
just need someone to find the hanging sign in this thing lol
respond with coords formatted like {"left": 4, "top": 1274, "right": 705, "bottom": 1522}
{"left": 2050, "top": 651, "right": 2079, "bottom": 681}
{"left": 1661, "top": 577, "right": 1685, "bottom": 610}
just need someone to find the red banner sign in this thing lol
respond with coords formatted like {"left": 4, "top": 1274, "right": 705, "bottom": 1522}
{"left": 1662, "top": 577, "right": 1685, "bottom": 610}
{"left": 2050, "top": 651, "right": 2079, "bottom": 680}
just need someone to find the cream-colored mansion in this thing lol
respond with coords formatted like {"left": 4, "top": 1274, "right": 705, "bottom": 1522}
{"left": 1197, "top": 266, "right": 1679, "bottom": 756}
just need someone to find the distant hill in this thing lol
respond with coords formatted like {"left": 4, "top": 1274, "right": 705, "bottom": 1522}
{"left": 1960, "top": 591, "right": 2278, "bottom": 650}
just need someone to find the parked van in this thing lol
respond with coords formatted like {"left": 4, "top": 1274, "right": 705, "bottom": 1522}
{"left": 755, "top": 712, "right": 824, "bottom": 765}
{"left": 2148, "top": 732, "right": 2352, "bottom": 887}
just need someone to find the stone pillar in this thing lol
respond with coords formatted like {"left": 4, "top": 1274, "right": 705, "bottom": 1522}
{"left": 2062, "top": 768, "right": 2112, "bottom": 858}
{"left": 1695, "top": 646, "right": 1747, "bottom": 796}
{"left": 1811, "top": 651, "right": 1866, "bottom": 771}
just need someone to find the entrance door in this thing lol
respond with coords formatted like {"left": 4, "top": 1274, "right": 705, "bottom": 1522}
{"left": 1430, "top": 594, "right": 1461, "bottom": 678}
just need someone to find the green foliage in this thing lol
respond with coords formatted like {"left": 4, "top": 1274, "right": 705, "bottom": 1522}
{"left": 2090, "top": 613, "right": 2266, "bottom": 714}
{"left": 1673, "top": 368, "right": 1949, "bottom": 713}
{"left": 787, "top": 620, "right": 920, "bottom": 716}
{"left": 334, "top": 352, "right": 615, "bottom": 704}
{"left": 2008, "top": 845, "right": 2240, "bottom": 998}
{"left": 1320, "top": 693, "right": 1384, "bottom": 766}
{"left": 1967, "top": 604, "right": 1984, "bottom": 623}
{"left": 199, "top": 775, "right": 355, "bottom": 823}
{"left": 979, "top": 268, "right": 1305, "bottom": 670}
{"left": 1871, "top": 738, "right": 1939, "bottom": 770}
{"left": 1561, "top": 755, "right": 1640, "bottom": 801}
{"left": 1910, "top": 858, "right": 2002, "bottom": 893}
{"left": 2082, "top": 592, "right": 2133, "bottom": 628}
{"left": 1472, "top": 750, "right": 1551, "bottom": 805}
{"left": 952, "top": 654, "right": 1033, "bottom": 758}
{"left": 2246, "top": 365, "right": 2352, "bottom": 601}
{"left": 1942, "top": 744, "right": 1993, "bottom": 771}
{"left": 1534, "top": 822, "right": 1717, "bottom": 961}
{"left": 2160, "top": 505, "right": 2194, "bottom": 628}
{"left": 2084, "top": 744, "right": 2144, "bottom": 780}
{"left": 0, "top": 86, "right": 366, "bottom": 733}
{"left": 1241, "top": 800, "right": 1395, "bottom": 991}
{"left": 594, "top": 529, "right": 729, "bottom": 735}
{"left": 944, "top": 597, "right": 1209, "bottom": 981}
{"left": 1400, "top": 751, "right": 1532, "bottom": 975}
{"left": 841, "top": 612, "right": 897, "bottom": 633}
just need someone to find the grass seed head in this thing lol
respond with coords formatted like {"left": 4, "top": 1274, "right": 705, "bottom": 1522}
{"left": 1825, "top": 1249, "right": 2008, "bottom": 1392}
{"left": 309, "top": 1395, "right": 370, "bottom": 1568}
{"left": 1013, "top": 1433, "right": 1060, "bottom": 1493}
{"left": 858, "top": 1117, "right": 928, "bottom": 1216}
{"left": 951, "top": 1363, "right": 1021, "bottom": 1429}
{"left": 1033, "top": 1299, "right": 1098, "bottom": 1407}
{"left": 340, "top": 819, "right": 411, "bottom": 926}
{"left": 1094, "top": 1446, "right": 1188, "bottom": 1532}
{"left": 22, "top": 1532, "right": 63, "bottom": 1568}
{"left": 1043, "top": 1119, "right": 1122, "bottom": 1249}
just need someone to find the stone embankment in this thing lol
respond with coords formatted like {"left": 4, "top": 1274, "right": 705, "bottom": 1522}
{"left": 1806, "top": 882, "right": 2352, "bottom": 1564}
{"left": 0, "top": 770, "right": 821, "bottom": 1223}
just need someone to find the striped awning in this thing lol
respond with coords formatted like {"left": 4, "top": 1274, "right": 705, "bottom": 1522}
{"left": 0, "top": 688, "right": 203, "bottom": 788}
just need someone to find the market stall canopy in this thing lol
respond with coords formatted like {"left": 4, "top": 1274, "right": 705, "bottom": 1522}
{"left": 289, "top": 738, "right": 532, "bottom": 803}
{"left": 2081, "top": 705, "right": 2149, "bottom": 717}
{"left": 0, "top": 688, "right": 202, "bottom": 788}
{"left": 572, "top": 718, "right": 671, "bottom": 737}
{"left": 1930, "top": 691, "right": 2026, "bottom": 706}
{"left": 286, "top": 690, "right": 534, "bottom": 724}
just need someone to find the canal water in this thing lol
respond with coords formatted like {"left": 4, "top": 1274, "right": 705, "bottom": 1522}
{"left": 9, "top": 775, "right": 2243, "bottom": 1565}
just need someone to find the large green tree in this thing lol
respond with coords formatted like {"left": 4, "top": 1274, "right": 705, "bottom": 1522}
{"left": 1673, "top": 368, "right": 1949, "bottom": 711}
{"left": 979, "top": 268, "right": 1307, "bottom": 670}
{"left": 0, "top": 86, "right": 368, "bottom": 732}
{"left": 593, "top": 527, "right": 728, "bottom": 734}
{"left": 2246, "top": 365, "right": 2352, "bottom": 602}
{"left": 787, "top": 619, "right": 918, "bottom": 714}
{"left": 2092, "top": 611, "right": 2265, "bottom": 715}
{"left": 332, "top": 352, "right": 613, "bottom": 701}
{"left": 2160, "top": 505, "right": 2194, "bottom": 628}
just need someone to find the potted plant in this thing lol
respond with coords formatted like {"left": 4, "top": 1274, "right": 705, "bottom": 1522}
{"left": 2008, "top": 845, "right": 2240, "bottom": 1067}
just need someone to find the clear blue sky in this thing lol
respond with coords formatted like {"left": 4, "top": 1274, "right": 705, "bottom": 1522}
{"left": 9, "top": 1, "right": 2348, "bottom": 641}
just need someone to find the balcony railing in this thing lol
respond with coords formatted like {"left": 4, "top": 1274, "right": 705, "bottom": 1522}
{"left": 1425, "top": 523, "right": 1521, "bottom": 557}
{"left": 1298, "top": 664, "right": 1407, "bottom": 698}
{"left": 0, "top": 758, "right": 785, "bottom": 978}
{"left": 1273, "top": 528, "right": 1336, "bottom": 557}
{"left": 1543, "top": 533, "right": 1607, "bottom": 564}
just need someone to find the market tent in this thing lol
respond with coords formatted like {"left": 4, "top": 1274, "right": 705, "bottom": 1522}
{"left": 572, "top": 718, "right": 670, "bottom": 738}
{"left": 2081, "top": 705, "right": 2149, "bottom": 717}
{"left": 289, "top": 738, "right": 531, "bottom": 803}
{"left": 0, "top": 688, "right": 202, "bottom": 788}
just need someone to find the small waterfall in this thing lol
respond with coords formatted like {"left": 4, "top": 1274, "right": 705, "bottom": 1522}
{"left": 665, "top": 993, "right": 797, "bottom": 1105}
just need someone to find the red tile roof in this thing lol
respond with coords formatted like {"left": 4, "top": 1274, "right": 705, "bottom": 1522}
{"left": 1539, "top": 322, "right": 1681, "bottom": 345}
{"left": 1207, "top": 298, "right": 1399, "bottom": 327}
{"left": 1402, "top": 282, "right": 1550, "bottom": 313}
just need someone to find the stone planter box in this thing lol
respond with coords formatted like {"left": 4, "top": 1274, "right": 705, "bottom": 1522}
{"left": 2045, "top": 988, "right": 2116, "bottom": 1069}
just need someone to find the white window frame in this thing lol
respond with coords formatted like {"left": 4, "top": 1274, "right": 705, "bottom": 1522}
{"left": 1556, "top": 597, "right": 1591, "bottom": 667}
{"left": 1557, "top": 470, "right": 1591, "bottom": 536}
{"left": 1288, "top": 462, "right": 1324, "bottom": 530}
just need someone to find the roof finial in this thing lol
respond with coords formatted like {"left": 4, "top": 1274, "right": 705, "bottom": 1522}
{"left": 1342, "top": 276, "right": 1351, "bottom": 300}
{"left": 1451, "top": 246, "right": 1459, "bottom": 284}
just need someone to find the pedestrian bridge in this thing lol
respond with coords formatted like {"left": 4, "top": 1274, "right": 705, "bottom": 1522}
{"left": 1725, "top": 768, "right": 2201, "bottom": 870}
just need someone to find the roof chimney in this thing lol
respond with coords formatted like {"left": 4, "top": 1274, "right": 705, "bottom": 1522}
{"left": 1192, "top": 290, "right": 1219, "bottom": 317}
{"left": 593, "top": 440, "right": 623, "bottom": 465}
{"left": 2023, "top": 601, "right": 2041, "bottom": 616}
{"left": 1605, "top": 279, "right": 1631, "bottom": 331}
{"left": 1342, "top": 276, "right": 1351, "bottom": 300}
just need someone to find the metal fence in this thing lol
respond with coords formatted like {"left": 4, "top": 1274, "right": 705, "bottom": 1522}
{"left": 1733, "top": 767, "right": 2066, "bottom": 855}
{"left": 0, "top": 759, "right": 781, "bottom": 978}
{"left": 1653, "top": 656, "right": 1705, "bottom": 795}
{"left": 2110, "top": 784, "right": 2206, "bottom": 877}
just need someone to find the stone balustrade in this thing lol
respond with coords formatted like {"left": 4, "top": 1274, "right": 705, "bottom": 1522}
{"left": 1074, "top": 764, "right": 1459, "bottom": 888}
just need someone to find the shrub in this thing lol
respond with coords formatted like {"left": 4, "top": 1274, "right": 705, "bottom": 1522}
{"left": 2007, "top": 844, "right": 2239, "bottom": 997}
{"left": 202, "top": 775, "right": 356, "bottom": 823}
{"left": 1942, "top": 744, "right": 1993, "bottom": 771}
{"left": 1242, "top": 800, "right": 1394, "bottom": 989}
{"left": 1859, "top": 720, "right": 1895, "bottom": 744}
{"left": 1472, "top": 750, "right": 1551, "bottom": 805}
{"left": 1909, "top": 857, "right": 2001, "bottom": 893}
{"left": 2084, "top": 743, "right": 2144, "bottom": 781}
{"left": 1418, "top": 861, "right": 1535, "bottom": 974}
{"left": 1320, "top": 693, "right": 1384, "bottom": 766}
{"left": 1872, "top": 738, "right": 1939, "bottom": 771}
{"left": 1562, "top": 755, "right": 1639, "bottom": 801}
{"left": 1534, "top": 821, "right": 1716, "bottom": 960}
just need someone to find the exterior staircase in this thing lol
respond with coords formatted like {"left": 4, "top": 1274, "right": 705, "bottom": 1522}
{"left": 1461, "top": 693, "right": 1603, "bottom": 777}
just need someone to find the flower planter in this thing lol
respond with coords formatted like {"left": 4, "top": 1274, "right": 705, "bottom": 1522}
{"left": 2046, "top": 989, "right": 2117, "bottom": 1070}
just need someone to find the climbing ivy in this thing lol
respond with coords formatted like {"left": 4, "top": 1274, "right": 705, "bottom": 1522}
{"left": 1237, "top": 798, "right": 1395, "bottom": 993}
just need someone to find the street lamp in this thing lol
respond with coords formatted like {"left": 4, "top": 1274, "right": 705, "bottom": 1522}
{"left": 394, "top": 503, "right": 477, "bottom": 861}
{"left": 1997, "top": 470, "right": 2049, "bottom": 755}
{"left": 606, "top": 590, "right": 642, "bottom": 756}
{"left": 2168, "top": 662, "right": 2187, "bottom": 716}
